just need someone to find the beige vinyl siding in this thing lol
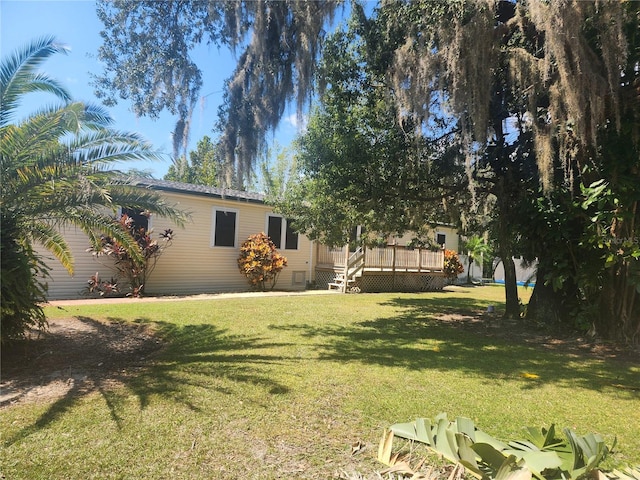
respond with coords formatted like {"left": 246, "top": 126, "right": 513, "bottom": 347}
{"left": 37, "top": 189, "right": 315, "bottom": 300}
{"left": 34, "top": 225, "right": 117, "bottom": 300}
{"left": 36, "top": 182, "right": 459, "bottom": 299}
{"left": 434, "top": 226, "right": 459, "bottom": 252}
{"left": 141, "top": 194, "right": 246, "bottom": 295}
{"left": 135, "top": 192, "right": 313, "bottom": 296}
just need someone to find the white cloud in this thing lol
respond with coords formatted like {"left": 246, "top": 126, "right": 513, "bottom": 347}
{"left": 284, "top": 113, "right": 307, "bottom": 131}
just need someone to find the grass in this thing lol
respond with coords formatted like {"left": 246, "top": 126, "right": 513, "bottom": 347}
{"left": 2, "top": 285, "right": 639, "bottom": 479}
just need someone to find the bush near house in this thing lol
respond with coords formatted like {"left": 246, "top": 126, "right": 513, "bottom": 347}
{"left": 237, "top": 232, "right": 287, "bottom": 291}
{"left": 444, "top": 249, "right": 464, "bottom": 282}
{"left": 87, "top": 213, "right": 174, "bottom": 297}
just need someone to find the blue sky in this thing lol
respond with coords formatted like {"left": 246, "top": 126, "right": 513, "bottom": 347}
{"left": 1, "top": 0, "right": 303, "bottom": 179}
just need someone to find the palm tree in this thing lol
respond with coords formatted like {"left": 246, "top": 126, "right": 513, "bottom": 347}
{"left": 1, "top": 37, "right": 184, "bottom": 343}
{"left": 463, "top": 235, "right": 489, "bottom": 284}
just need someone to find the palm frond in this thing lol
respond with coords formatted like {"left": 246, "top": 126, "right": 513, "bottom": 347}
{"left": 106, "top": 183, "right": 189, "bottom": 227}
{"left": 0, "top": 36, "right": 71, "bottom": 127}
{"left": 10, "top": 183, "right": 113, "bottom": 219}
{"left": 1, "top": 109, "right": 71, "bottom": 168}
{"left": 76, "top": 103, "right": 114, "bottom": 129}
{"left": 67, "top": 129, "right": 165, "bottom": 166}
{"left": 68, "top": 211, "right": 146, "bottom": 265}
{"left": 2, "top": 37, "right": 187, "bottom": 284}
{"left": 26, "top": 220, "right": 74, "bottom": 273}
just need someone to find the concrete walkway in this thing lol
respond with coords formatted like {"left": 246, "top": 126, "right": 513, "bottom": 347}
{"left": 45, "top": 288, "right": 339, "bottom": 307}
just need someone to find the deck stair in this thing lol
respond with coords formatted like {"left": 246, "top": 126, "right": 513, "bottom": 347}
{"left": 328, "top": 247, "right": 365, "bottom": 292}
{"left": 328, "top": 273, "right": 357, "bottom": 291}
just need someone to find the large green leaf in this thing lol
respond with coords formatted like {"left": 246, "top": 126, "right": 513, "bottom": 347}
{"left": 457, "top": 432, "right": 480, "bottom": 476}
{"left": 457, "top": 416, "right": 477, "bottom": 442}
{"left": 524, "top": 426, "right": 563, "bottom": 450}
{"left": 390, "top": 420, "right": 425, "bottom": 443}
{"left": 416, "top": 417, "right": 433, "bottom": 445}
{"left": 504, "top": 450, "right": 563, "bottom": 480}
{"left": 495, "top": 455, "right": 532, "bottom": 480}
{"left": 508, "top": 440, "right": 541, "bottom": 452}
{"left": 476, "top": 430, "right": 508, "bottom": 451}
{"left": 435, "top": 416, "right": 460, "bottom": 462}
{"left": 473, "top": 442, "right": 511, "bottom": 477}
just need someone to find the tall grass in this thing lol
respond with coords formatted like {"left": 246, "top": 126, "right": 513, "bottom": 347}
{"left": 2, "top": 286, "right": 638, "bottom": 479}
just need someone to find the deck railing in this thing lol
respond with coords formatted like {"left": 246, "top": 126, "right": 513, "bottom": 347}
{"left": 317, "top": 246, "right": 348, "bottom": 266}
{"left": 317, "top": 244, "right": 444, "bottom": 272}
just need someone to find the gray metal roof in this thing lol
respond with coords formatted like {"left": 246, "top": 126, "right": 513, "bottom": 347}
{"left": 129, "top": 177, "right": 266, "bottom": 204}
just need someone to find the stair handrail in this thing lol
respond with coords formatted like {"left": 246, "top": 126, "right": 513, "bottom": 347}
{"left": 347, "top": 246, "right": 365, "bottom": 270}
{"left": 342, "top": 247, "right": 365, "bottom": 292}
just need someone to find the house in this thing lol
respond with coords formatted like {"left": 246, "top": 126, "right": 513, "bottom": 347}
{"left": 37, "top": 178, "right": 460, "bottom": 299}
{"left": 38, "top": 179, "right": 314, "bottom": 300}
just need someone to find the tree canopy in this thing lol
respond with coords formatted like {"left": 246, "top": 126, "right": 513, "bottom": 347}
{"left": 164, "top": 135, "right": 222, "bottom": 186}
{"left": 384, "top": 0, "right": 637, "bottom": 191}
{"left": 93, "top": 1, "right": 640, "bottom": 342}
{"left": 94, "top": 0, "right": 341, "bottom": 188}
{"left": 276, "top": 20, "right": 467, "bottom": 247}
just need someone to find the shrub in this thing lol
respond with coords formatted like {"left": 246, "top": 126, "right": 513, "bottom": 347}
{"left": 0, "top": 214, "right": 48, "bottom": 344}
{"left": 237, "top": 233, "right": 287, "bottom": 291}
{"left": 87, "top": 213, "right": 174, "bottom": 297}
{"left": 443, "top": 249, "right": 464, "bottom": 281}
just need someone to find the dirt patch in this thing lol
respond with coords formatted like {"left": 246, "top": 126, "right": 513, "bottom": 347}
{"left": 1, "top": 317, "right": 163, "bottom": 407}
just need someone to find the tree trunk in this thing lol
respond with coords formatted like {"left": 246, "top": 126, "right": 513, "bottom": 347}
{"left": 501, "top": 255, "right": 520, "bottom": 318}
{"left": 596, "top": 261, "right": 640, "bottom": 344}
{"left": 527, "top": 254, "right": 584, "bottom": 330}
{"left": 527, "top": 263, "right": 563, "bottom": 324}
{"left": 495, "top": 191, "right": 521, "bottom": 319}
{"left": 495, "top": 207, "right": 520, "bottom": 318}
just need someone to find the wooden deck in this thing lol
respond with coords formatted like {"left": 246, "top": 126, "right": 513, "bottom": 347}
{"left": 316, "top": 244, "right": 446, "bottom": 292}
{"left": 316, "top": 244, "right": 445, "bottom": 272}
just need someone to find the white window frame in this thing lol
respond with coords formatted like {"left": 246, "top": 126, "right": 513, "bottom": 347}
{"left": 211, "top": 207, "right": 239, "bottom": 248}
{"left": 266, "top": 213, "right": 299, "bottom": 251}
{"left": 436, "top": 231, "right": 447, "bottom": 248}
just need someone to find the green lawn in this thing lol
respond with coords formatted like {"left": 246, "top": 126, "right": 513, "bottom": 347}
{"left": 2, "top": 286, "right": 639, "bottom": 479}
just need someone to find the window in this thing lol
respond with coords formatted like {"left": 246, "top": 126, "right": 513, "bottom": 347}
{"left": 285, "top": 221, "right": 299, "bottom": 250}
{"left": 213, "top": 208, "right": 238, "bottom": 247}
{"left": 349, "top": 225, "right": 364, "bottom": 252}
{"left": 268, "top": 216, "right": 283, "bottom": 248}
{"left": 267, "top": 215, "right": 298, "bottom": 250}
{"left": 121, "top": 207, "right": 150, "bottom": 231}
{"left": 436, "top": 233, "right": 446, "bottom": 247}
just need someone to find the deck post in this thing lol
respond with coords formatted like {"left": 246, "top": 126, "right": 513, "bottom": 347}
{"left": 418, "top": 248, "right": 422, "bottom": 272}
{"left": 392, "top": 243, "right": 396, "bottom": 290}
{"left": 343, "top": 244, "right": 349, "bottom": 293}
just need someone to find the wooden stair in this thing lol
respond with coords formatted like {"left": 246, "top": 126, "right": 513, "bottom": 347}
{"left": 328, "top": 273, "right": 356, "bottom": 291}
{"left": 328, "top": 247, "right": 365, "bottom": 292}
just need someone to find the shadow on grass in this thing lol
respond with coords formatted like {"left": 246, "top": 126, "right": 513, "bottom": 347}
{"left": 271, "top": 295, "right": 640, "bottom": 395}
{"left": 2, "top": 315, "right": 292, "bottom": 446}
{"left": 127, "top": 319, "right": 293, "bottom": 410}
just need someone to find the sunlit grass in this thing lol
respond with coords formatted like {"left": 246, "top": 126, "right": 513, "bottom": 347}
{"left": 2, "top": 285, "right": 638, "bottom": 479}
